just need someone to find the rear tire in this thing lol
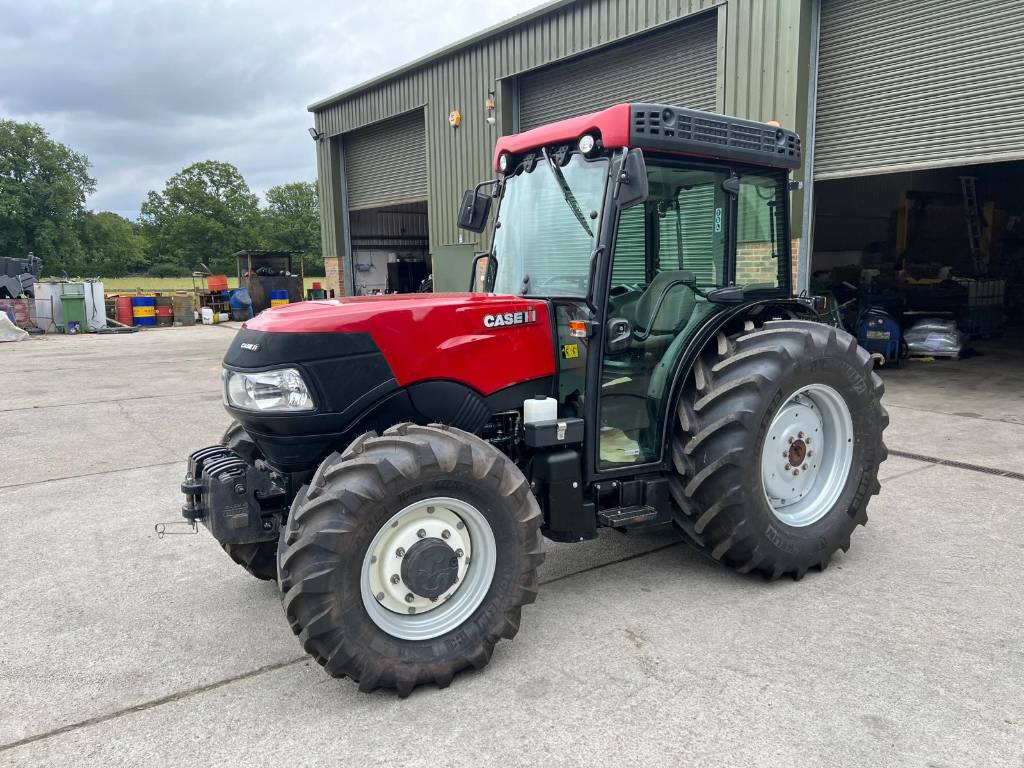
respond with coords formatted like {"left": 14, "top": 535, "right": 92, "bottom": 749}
{"left": 219, "top": 422, "right": 278, "bottom": 582}
{"left": 278, "top": 423, "right": 544, "bottom": 696}
{"left": 670, "top": 320, "right": 888, "bottom": 580}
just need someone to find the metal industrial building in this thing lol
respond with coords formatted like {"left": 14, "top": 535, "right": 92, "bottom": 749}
{"left": 309, "top": 0, "right": 1024, "bottom": 321}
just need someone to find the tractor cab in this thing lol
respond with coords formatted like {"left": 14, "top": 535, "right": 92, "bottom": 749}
{"left": 458, "top": 103, "right": 801, "bottom": 491}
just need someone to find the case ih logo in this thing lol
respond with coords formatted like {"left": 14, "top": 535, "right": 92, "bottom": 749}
{"left": 240, "top": 342, "right": 261, "bottom": 351}
{"left": 483, "top": 308, "right": 537, "bottom": 329}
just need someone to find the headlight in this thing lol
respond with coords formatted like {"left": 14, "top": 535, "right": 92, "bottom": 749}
{"left": 222, "top": 368, "right": 314, "bottom": 412}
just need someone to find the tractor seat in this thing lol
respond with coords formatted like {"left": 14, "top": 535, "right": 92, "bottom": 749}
{"left": 626, "top": 269, "right": 698, "bottom": 337}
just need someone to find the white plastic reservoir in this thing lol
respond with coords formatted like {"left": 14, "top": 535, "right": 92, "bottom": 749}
{"left": 82, "top": 280, "right": 106, "bottom": 330}
{"left": 523, "top": 396, "right": 558, "bottom": 424}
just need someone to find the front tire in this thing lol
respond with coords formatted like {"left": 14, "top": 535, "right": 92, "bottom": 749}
{"left": 670, "top": 320, "right": 888, "bottom": 580}
{"left": 278, "top": 423, "right": 544, "bottom": 696}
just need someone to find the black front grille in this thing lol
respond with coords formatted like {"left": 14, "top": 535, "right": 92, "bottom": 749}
{"left": 631, "top": 104, "right": 801, "bottom": 169}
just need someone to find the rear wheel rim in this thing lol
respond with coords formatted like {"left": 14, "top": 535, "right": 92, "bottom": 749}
{"left": 761, "top": 383, "right": 854, "bottom": 527}
{"left": 360, "top": 497, "right": 496, "bottom": 641}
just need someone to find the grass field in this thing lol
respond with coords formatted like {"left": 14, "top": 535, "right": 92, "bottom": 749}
{"left": 100, "top": 276, "right": 327, "bottom": 293}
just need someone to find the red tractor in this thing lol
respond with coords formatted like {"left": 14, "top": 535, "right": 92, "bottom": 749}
{"left": 181, "top": 103, "right": 887, "bottom": 695}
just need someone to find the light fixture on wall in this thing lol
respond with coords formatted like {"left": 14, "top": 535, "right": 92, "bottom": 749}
{"left": 485, "top": 90, "right": 496, "bottom": 126}
{"left": 448, "top": 109, "right": 462, "bottom": 128}
{"left": 308, "top": 127, "right": 324, "bottom": 141}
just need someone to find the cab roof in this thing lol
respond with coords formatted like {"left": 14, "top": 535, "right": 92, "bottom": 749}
{"left": 493, "top": 103, "right": 801, "bottom": 172}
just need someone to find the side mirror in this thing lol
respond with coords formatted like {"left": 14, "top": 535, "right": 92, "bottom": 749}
{"left": 605, "top": 317, "right": 632, "bottom": 353}
{"left": 457, "top": 189, "right": 492, "bottom": 233}
{"left": 468, "top": 252, "right": 496, "bottom": 292}
{"left": 613, "top": 148, "right": 649, "bottom": 210}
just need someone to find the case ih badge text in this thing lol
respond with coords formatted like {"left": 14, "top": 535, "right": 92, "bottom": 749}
{"left": 483, "top": 308, "right": 537, "bottom": 329}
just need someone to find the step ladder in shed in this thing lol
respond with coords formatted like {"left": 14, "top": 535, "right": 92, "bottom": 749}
{"left": 960, "top": 176, "right": 988, "bottom": 276}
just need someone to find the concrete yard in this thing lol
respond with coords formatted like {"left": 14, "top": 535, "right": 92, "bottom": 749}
{"left": 1, "top": 326, "right": 1022, "bottom": 767}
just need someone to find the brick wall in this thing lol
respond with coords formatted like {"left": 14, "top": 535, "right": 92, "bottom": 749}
{"left": 734, "top": 238, "right": 801, "bottom": 292}
{"left": 324, "top": 256, "right": 344, "bottom": 297}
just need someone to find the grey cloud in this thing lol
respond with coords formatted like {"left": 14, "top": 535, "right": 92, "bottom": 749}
{"left": 0, "top": 0, "right": 540, "bottom": 217}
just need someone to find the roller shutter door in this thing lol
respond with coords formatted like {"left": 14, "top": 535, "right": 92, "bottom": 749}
{"left": 815, "top": 0, "right": 1024, "bottom": 179}
{"left": 518, "top": 13, "right": 718, "bottom": 131}
{"left": 343, "top": 110, "right": 427, "bottom": 210}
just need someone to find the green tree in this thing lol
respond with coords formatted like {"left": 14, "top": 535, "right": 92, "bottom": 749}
{"left": 0, "top": 120, "right": 95, "bottom": 273}
{"left": 261, "top": 181, "right": 322, "bottom": 273}
{"left": 139, "top": 160, "right": 260, "bottom": 274}
{"left": 78, "top": 211, "right": 146, "bottom": 277}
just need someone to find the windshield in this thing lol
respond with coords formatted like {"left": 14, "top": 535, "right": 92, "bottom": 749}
{"left": 491, "top": 152, "right": 609, "bottom": 298}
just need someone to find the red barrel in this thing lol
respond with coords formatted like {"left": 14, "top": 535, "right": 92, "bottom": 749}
{"left": 154, "top": 296, "right": 174, "bottom": 326}
{"left": 115, "top": 296, "right": 134, "bottom": 327}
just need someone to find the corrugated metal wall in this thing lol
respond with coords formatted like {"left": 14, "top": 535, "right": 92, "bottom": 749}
{"left": 518, "top": 12, "right": 717, "bottom": 129}
{"left": 815, "top": 0, "right": 1024, "bottom": 179}
{"left": 343, "top": 110, "right": 428, "bottom": 209}
{"left": 312, "top": 0, "right": 808, "bottom": 263}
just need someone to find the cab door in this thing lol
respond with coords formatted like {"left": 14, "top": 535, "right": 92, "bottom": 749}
{"left": 595, "top": 164, "right": 731, "bottom": 470}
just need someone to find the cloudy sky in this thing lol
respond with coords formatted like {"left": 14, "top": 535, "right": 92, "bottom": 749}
{"left": 0, "top": 0, "right": 541, "bottom": 219}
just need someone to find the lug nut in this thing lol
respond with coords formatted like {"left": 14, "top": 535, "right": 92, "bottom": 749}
{"left": 395, "top": 547, "right": 405, "bottom": 558}
{"left": 370, "top": 555, "right": 377, "bottom": 564}
{"left": 807, "top": 450, "right": 814, "bottom": 457}
{"left": 416, "top": 528, "right": 426, "bottom": 539}
{"left": 806, "top": 437, "right": 812, "bottom": 444}
{"left": 456, "top": 522, "right": 464, "bottom": 530}
{"left": 408, "top": 607, "right": 417, "bottom": 614}
{"left": 404, "top": 593, "right": 415, "bottom": 603}
{"left": 793, "top": 469, "right": 800, "bottom": 476}
{"left": 375, "top": 592, "right": 384, "bottom": 602}
{"left": 798, "top": 431, "right": 805, "bottom": 439}
{"left": 802, "top": 464, "right": 808, "bottom": 470}
{"left": 390, "top": 574, "right": 400, "bottom": 584}
{"left": 441, "top": 530, "right": 451, "bottom": 540}
{"left": 455, "top": 548, "right": 464, "bottom": 558}
{"left": 788, "top": 436, "right": 795, "bottom": 444}
{"left": 785, "top": 464, "right": 791, "bottom": 470}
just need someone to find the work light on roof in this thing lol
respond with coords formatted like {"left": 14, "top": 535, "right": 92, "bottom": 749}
{"left": 498, "top": 152, "right": 510, "bottom": 172}
{"left": 578, "top": 134, "right": 596, "bottom": 155}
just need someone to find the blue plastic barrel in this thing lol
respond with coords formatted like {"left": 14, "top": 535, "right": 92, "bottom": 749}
{"left": 131, "top": 296, "right": 156, "bottom": 326}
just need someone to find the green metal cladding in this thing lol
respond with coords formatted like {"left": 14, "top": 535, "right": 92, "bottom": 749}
{"left": 311, "top": 0, "right": 811, "bottom": 276}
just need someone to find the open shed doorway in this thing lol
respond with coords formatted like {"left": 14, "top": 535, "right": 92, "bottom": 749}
{"left": 810, "top": 160, "right": 1024, "bottom": 427}
{"left": 349, "top": 201, "right": 430, "bottom": 295}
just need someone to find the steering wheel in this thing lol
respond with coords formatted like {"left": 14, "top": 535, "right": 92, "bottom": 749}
{"left": 533, "top": 275, "right": 589, "bottom": 294}
{"left": 609, "top": 282, "right": 644, "bottom": 297}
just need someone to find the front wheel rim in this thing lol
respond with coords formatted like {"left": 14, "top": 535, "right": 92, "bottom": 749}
{"left": 360, "top": 497, "right": 496, "bottom": 641}
{"left": 761, "top": 383, "right": 855, "bottom": 527}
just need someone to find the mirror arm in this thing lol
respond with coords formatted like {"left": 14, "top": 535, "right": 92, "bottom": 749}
{"left": 475, "top": 178, "right": 500, "bottom": 197}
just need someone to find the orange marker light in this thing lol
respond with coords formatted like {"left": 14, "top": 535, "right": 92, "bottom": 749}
{"left": 568, "top": 320, "right": 589, "bottom": 338}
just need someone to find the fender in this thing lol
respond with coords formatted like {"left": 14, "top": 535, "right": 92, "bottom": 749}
{"left": 657, "top": 299, "right": 818, "bottom": 465}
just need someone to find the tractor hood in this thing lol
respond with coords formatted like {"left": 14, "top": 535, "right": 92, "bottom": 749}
{"left": 235, "top": 293, "right": 555, "bottom": 397}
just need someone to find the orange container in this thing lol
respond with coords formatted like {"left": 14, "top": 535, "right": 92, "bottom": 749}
{"left": 207, "top": 275, "right": 229, "bottom": 292}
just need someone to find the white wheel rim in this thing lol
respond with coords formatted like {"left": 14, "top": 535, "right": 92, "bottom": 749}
{"left": 360, "top": 497, "right": 496, "bottom": 641}
{"left": 761, "top": 383, "right": 854, "bottom": 527}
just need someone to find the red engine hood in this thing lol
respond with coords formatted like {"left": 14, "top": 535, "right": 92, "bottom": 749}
{"left": 244, "top": 293, "right": 555, "bottom": 396}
